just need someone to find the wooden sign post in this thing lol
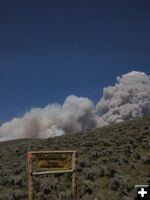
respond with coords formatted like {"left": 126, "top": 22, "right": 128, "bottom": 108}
{"left": 27, "top": 150, "right": 76, "bottom": 200}
{"left": 27, "top": 152, "right": 33, "bottom": 200}
{"left": 72, "top": 151, "right": 76, "bottom": 200}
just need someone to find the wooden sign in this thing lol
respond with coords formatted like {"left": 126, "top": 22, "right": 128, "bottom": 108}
{"left": 27, "top": 151, "right": 76, "bottom": 200}
{"left": 37, "top": 158, "right": 69, "bottom": 171}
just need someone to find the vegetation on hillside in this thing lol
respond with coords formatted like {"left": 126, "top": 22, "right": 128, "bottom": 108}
{"left": 0, "top": 116, "right": 150, "bottom": 200}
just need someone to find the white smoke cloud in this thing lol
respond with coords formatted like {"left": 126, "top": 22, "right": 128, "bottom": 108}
{"left": 0, "top": 71, "right": 150, "bottom": 141}
{"left": 96, "top": 71, "right": 150, "bottom": 124}
{"left": 0, "top": 95, "right": 99, "bottom": 140}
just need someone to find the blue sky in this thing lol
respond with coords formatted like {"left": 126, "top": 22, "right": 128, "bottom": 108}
{"left": 0, "top": 0, "right": 150, "bottom": 124}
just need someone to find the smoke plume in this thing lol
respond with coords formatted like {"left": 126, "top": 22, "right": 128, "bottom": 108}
{"left": 0, "top": 71, "right": 150, "bottom": 141}
{"left": 0, "top": 95, "right": 99, "bottom": 141}
{"left": 96, "top": 71, "right": 150, "bottom": 124}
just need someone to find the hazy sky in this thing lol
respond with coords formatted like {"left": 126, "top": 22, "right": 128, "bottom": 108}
{"left": 0, "top": 0, "right": 150, "bottom": 124}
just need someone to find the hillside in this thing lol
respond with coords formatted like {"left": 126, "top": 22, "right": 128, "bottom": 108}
{"left": 0, "top": 116, "right": 150, "bottom": 200}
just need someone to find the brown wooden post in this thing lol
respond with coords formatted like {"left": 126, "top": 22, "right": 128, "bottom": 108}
{"left": 28, "top": 152, "right": 33, "bottom": 200}
{"left": 27, "top": 150, "right": 77, "bottom": 200}
{"left": 72, "top": 151, "right": 76, "bottom": 200}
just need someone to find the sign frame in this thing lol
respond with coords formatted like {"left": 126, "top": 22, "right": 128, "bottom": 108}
{"left": 27, "top": 150, "right": 76, "bottom": 200}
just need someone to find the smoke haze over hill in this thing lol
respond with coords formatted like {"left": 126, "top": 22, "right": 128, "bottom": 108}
{"left": 0, "top": 71, "right": 150, "bottom": 141}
